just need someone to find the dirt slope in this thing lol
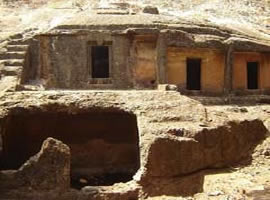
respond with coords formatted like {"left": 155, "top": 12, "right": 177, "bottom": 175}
{"left": 0, "top": 0, "right": 270, "bottom": 42}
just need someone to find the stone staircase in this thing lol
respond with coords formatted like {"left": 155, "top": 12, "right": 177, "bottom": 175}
{"left": 0, "top": 34, "right": 29, "bottom": 92}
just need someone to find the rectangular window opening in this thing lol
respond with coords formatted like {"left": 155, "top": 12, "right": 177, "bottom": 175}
{"left": 91, "top": 46, "right": 110, "bottom": 78}
{"left": 247, "top": 62, "right": 259, "bottom": 90}
{"left": 186, "top": 58, "right": 201, "bottom": 90}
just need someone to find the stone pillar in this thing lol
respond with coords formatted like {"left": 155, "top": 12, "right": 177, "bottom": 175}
{"left": 156, "top": 32, "right": 167, "bottom": 84}
{"left": 224, "top": 45, "right": 234, "bottom": 95}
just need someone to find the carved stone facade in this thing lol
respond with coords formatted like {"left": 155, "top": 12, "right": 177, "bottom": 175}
{"left": 15, "top": 19, "right": 270, "bottom": 96}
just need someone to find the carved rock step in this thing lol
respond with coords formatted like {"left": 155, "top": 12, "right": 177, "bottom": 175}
{"left": 0, "top": 59, "right": 24, "bottom": 66}
{"left": 0, "top": 66, "right": 22, "bottom": 76}
{"left": 0, "top": 52, "right": 26, "bottom": 59}
{"left": 6, "top": 45, "right": 28, "bottom": 52}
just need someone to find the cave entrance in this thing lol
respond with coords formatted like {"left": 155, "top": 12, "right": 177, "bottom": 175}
{"left": 247, "top": 62, "right": 259, "bottom": 90}
{"left": 91, "top": 46, "right": 110, "bottom": 78}
{"left": 0, "top": 110, "right": 140, "bottom": 189}
{"left": 186, "top": 58, "right": 201, "bottom": 90}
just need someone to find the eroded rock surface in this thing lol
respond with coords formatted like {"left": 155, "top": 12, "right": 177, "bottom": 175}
{"left": 18, "top": 137, "right": 70, "bottom": 191}
{"left": 145, "top": 119, "right": 266, "bottom": 178}
{"left": 0, "top": 137, "right": 70, "bottom": 198}
{"left": 139, "top": 119, "right": 267, "bottom": 196}
{"left": 0, "top": 91, "right": 269, "bottom": 199}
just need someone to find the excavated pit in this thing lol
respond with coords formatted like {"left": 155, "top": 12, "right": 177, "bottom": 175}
{"left": 0, "top": 110, "right": 140, "bottom": 189}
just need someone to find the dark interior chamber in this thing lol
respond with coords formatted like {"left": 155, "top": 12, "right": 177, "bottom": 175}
{"left": 247, "top": 61, "right": 259, "bottom": 90}
{"left": 91, "top": 46, "right": 110, "bottom": 78}
{"left": 0, "top": 110, "right": 140, "bottom": 189}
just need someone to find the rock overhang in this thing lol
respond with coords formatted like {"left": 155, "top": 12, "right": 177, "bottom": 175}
{"left": 38, "top": 13, "right": 270, "bottom": 52}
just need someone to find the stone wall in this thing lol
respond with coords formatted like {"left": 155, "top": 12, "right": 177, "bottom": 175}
{"left": 130, "top": 35, "right": 157, "bottom": 89}
{"left": 28, "top": 33, "right": 159, "bottom": 90}
{"left": 35, "top": 33, "right": 133, "bottom": 89}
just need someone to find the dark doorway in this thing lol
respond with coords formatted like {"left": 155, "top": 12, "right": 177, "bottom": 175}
{"left": 0, "top": 110, "right": 140, "bottom": 189}
{"left": 186, "top": 58, "right": 201, "bottom": 90}
{"left": 91, "top": 46, "right": 109, "bottom": 78}
{"left": 247, "top": 62, "right": 259, "bottom": 89}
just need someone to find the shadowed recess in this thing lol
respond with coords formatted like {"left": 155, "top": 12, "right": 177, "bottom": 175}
{"left": 0, "top": 111, "right": 140, "bottom": 189}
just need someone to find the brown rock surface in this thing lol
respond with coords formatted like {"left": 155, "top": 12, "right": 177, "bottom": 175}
{"left": 144, "top": 136, "right": 203, "bottom": 178}
{"left": 0, "top": 91, "right": 269, "bottom": 199}
{"left": 141, "top": 171, "right": 204, "bottom": 197}
{"left": 17, "top": 137, "right": 70, "bottom": 191}
{"left": 144, "top": 119, "right": 266, "bottom": 178}
{"left": 0, "top": 137, "right": 70, "bottom": 195}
